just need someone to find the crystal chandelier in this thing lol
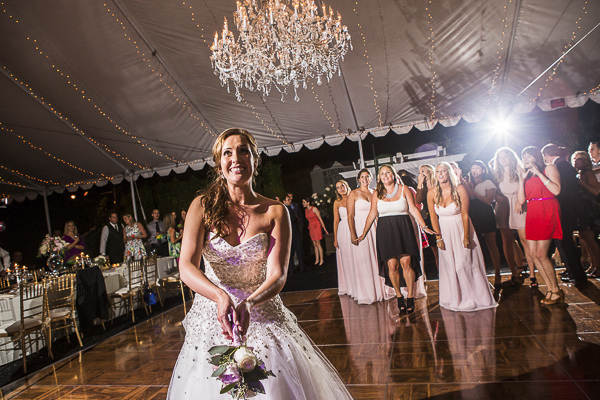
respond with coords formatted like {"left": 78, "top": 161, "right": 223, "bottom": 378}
{"left": 210, "top": 0, "right": 352, "bottom": 102}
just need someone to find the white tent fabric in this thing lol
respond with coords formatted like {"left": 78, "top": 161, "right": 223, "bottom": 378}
{"left": 1, "top": 0, "right": 599, "bottom": 201}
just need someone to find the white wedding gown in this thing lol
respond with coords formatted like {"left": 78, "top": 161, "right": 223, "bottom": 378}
{"left": 167, "top": 233, "right": 353, "bottom": 399}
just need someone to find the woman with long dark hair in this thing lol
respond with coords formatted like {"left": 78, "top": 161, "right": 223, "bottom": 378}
{"left": 465, "top": 160, "right": 502, "bottom": 290}
{"left": 302, "top": 197, "right": 329, "bottom": 266}
{"left": 356, "top": 165, "right": 436, "bottom": 313}
{"left": 518, "top": 146, "right": 564, "bottom": 305}
{"left": 167, "top": 128, "right": 353, "bottom": 399}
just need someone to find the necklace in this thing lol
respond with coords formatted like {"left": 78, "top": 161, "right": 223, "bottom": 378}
{"left": 385, "top": 184, "right": 399, "bottom": 199}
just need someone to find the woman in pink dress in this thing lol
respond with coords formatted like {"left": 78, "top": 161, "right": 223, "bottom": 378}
{"left": 427, "top": 162, "right": 496, "bottom": 312}
{"left": 347, "top": 169, "right": 395, "bottom": 304}
{"left": 333, "top": 180, "right": 353, "bottom": 296}
{"left": 302, "top": 198, "right": 329, "bottom": 266}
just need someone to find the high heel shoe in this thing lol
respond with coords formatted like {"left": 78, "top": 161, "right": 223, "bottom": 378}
{"left": 510, "top": 275, "right": 518, "bottom": 286}
{"left": 406, "top": 297, "right": 415, "bottom": 313}
{"left": 541, "top": 289, "right": 565, "bottom": 305}
{"left": 397, "top": 296, "right": 406, "bottom": 312}
{"left": 530, "top": 277, "right": 538, "bottom": 288}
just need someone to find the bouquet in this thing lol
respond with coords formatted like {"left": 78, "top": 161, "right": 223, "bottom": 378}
{"left": 38, "top": 234, "right": 68, "bottom": 257}
{"left": 155, "top": 233, "right": 165, "bottom": 241}
{"left": 208, "top": 316, "right": 275, "bottom": 399}
{"left": 310, "top": 183, "right": 337, "bottom": 219}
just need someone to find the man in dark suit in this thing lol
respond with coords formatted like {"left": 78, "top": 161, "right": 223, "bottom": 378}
{"left": 284, "top": 195, "right": 305, "bottom": 274}
{"left": 287, "top": 192, "right": 304, "bottom": 243}
{"left": 99, "top": 211, "right": 125, "bottom": 264}
{"left": 146, "top": 208, "right": 169, "bottom": 256}
{"left": 542, "top": 144, "right": 588, "bottom": 288}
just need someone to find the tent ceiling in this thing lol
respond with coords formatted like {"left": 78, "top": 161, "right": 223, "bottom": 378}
{"left": 1, "top": 0, "right": 599, "bottom": 200}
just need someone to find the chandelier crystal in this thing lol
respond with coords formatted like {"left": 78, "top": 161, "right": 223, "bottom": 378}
{"left": 210, "top": 0, "right": 352, "bottom": 102}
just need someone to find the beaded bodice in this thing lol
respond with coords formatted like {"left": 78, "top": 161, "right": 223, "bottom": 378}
{"left": 203, "top": 232, "right": 270, "bottom": 303}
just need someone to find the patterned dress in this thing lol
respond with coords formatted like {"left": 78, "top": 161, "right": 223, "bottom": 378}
{"left": 125, "top": 224, "right": 146, "bottom": 260}
{"left": 168, "top": 229, "right": 182, "bottom": 258}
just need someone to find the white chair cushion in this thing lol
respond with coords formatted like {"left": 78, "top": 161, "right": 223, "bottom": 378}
{"left": 115, "top": 283, "right": 141, "bottom": 296}
{"left": 49, "top": 307, "right": 71, "bottom": 319}
{"left": 4, "top": 317, "right": 43, "bottom": 334}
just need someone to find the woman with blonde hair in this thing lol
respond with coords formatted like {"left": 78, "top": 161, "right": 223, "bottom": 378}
{"left": 427, "top": 162, "right": 496, "bottom": 311}
{"left": 63, "top": 221, "right": 85, "bottom": 263}
{"left": 415, "top": 164, "right": 439, "bottom": 269}
{"left": 492, "top": 147, "right": 536, "bottom": 287}
{"left": 356, "top": 165, "right": 436, "bottom": 313}
{"left": 122, "top": 214, "right": 147, "bottom": 260}
{"left": 333, "top": 180, "right": 354, "bottom": 297}
{"left": 167, "top": 128, "right": 353, "bottom": 399}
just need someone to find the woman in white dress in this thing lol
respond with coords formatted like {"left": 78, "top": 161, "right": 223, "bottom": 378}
{"left": 167, "top": 128, "right": 353, "bottom": 399}
{"left": 427, "top": 162, "right": 496, "bottom": 312}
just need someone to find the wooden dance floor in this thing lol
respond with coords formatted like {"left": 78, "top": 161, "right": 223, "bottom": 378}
{"left": 2, "top": 273, "right": 600, "bottom": 399}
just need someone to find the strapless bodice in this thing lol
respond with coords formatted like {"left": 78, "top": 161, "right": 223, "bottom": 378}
{"left": 339, "top": 206, "right": 348, "bottom": 219}
{"left": 355, "top": 198, "right": 371, "bottom": 213}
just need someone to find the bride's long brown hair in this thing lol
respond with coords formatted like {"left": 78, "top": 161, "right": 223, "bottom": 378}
{"left": 198, "top": 128, "right": 260, "bottom": 242}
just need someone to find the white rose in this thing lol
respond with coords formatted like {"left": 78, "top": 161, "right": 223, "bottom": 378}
{"left": 233, "top": 347, "right": 257, "bottom": 372}
{"left": 40, "top": 244, "right": 47, "bottom": 254}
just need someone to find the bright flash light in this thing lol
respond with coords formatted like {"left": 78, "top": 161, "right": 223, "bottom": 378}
{"left": 494, "top": 119, "right": 512, "bottom": 136}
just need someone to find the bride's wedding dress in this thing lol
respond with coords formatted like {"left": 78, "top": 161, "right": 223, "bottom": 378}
{"left": 167, "top": 232, "right": 353, "bottom": 399}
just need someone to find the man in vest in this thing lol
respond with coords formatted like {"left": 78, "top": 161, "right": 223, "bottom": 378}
{"left": 99, "top": 211, "right": 125, "bottom": 264}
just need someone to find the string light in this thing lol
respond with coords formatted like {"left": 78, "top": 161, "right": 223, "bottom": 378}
{"left": 311, "top": 82, "right": 343, "bottom": 135}
{"left": 479, "top": 0, "right": 512, "bottom": 114}
{"left": 1, "top": 66, "right": 147, "bottom": 170}
{"left": 426, "top": 0, "right": 437, "bottom": 121}
{"left": 533, "top": 1, "right": 589, "bottom": 101}
{"left": 0, "top": 164, "right": 59, "bottom": 185}
{"left": 102, "top": 3, "right": 215, "bottom": 138}
{"left": 354, "top": 3, "right": 383, "bottom": 126}
{"left": 238, "top": 93, "right": 289, "bottom": 146}
{"left": 0, "top": 177, "right": 27, "bottom": 189}
{"left": 0, "top": 123, "right": 105, "bottom": 178}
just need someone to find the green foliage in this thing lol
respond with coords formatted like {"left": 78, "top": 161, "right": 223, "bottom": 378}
{"left": 255, "top": 160, "right": 284, "bottom": 199}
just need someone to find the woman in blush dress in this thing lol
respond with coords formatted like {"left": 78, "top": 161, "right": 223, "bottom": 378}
{"left": 302, "top": 198, "right": 329, "bottom": 266}
{"left": 415, "top": 164, "right": 439, "bottom": 270}
{"left": 347, "top": 169, "right": 395, "bottom": 304}
{"left": 356, "top": 165, "right": 436, "bottom": 313}
{"left": 167, "top": 128, "right": 353, "bottom": 399}
{"left": 427, "top": 162, "right": 496, "bottom": 312}
{"left": 492, "top": 148, "right": 536, "bottom": 287}
{"left": 332, "top": 180, "right": 354, "bottom": 296}
{"left": 518, "top": 146, "right": 564, "bottom": 305}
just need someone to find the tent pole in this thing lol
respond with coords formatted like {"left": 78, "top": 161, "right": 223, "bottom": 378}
{"left": 42, "top": 191, "right": 51, "bottom": 235}
{"left": 339, "top": 66, "right": 364, "bottom": 169}
{"left": 130, "top": 174, "right": 138, "bottom": 222}
{"left": 499, "top": 0, "right": 523, "bottom": 100}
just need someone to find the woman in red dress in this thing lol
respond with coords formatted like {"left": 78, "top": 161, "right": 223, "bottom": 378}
{"left": 302, "top": 198, "right": 329, "bottom": 265}
{"left": 517, "top": 146, "right": 564, "bottom": 305}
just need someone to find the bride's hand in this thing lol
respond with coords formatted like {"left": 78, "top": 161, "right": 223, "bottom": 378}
{"left": 216, "top": 291, "right": 236, "bottom": 340}
{"left": 234, "top": 299, "right": 253, "bottom": 338}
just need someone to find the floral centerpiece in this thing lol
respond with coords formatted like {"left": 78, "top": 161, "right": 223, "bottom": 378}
{"left": 38, "top": 235, "right": 68, "bottom": 257}
{"left": 93, "top": 255, "right": 108, "bottom": 267}
{"left": 208, "top": 319, "right": 275, "bottom": 399}
{"left": 310, "top": 183, "right": 337, "bottom": 220}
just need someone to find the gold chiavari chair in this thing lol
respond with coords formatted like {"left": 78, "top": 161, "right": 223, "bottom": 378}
{"left": 0, "top": 276, "right": 11, "bottom": 292}
{"left": 44, "top": 274, "right": 83, "bottom": 358}
{"left": 0, "top": 281, "right": 50, "bottom": 373}
{"left": 143, "top": 255, "right": 162, "bottom": 312}
{"left": 110, "top": 259, "right": 147, "bottom": 323}
{"left": 158, "top": 271, "right": 188, "bottom": 315}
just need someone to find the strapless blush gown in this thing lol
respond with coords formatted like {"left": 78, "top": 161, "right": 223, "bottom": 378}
{"left": 435, "top": 203, "right": 497, "bottom": 312}
{"left": 167, "top": 233, "right": 353, "bottom": 399}
{"left": 336, "top": 206, "right": 354, "bottom": 296}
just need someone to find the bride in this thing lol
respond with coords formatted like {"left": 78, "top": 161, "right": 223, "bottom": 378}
{"left": 167, "top": 128, "right": 353, "bottom": 399}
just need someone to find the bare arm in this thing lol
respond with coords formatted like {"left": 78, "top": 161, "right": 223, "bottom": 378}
{"left": 313, "top": 207, "right": 329, "bottom": 235}
{"left": 580, "top": 170, "right": 600, "bottom": 196}
{"left": 333, "top": 201, "right": 341, "bottom": 248}
{"left": 347, "top": 191, "right": 361, "bottom": 243}
{"left": 357, "top": 191, "right": 379, "bottom": 243}
{"left": 542, "top": 164, "right": 561, "bottom": 196}
{"left": 123, "top": 227, "right": 127, "bottom": 244}
{"left": 137, "top": 223, "right": 147, "bottom": 239}
{"left": 169, "top": 227, "right": 181, "bottom": 243}
{"left": 406, "top": 187, "right": 437, "bottom": 234}
{"left": 458, "top": 185, "right": 471, "bottom": 247}
{"left": 178, "top": 197, "right": 238, "bottom": 340}
{"left": 427, "top": 191, "right": 443, "bottom": 250}
{"left": 236, "top": 203, "right": 291, "bottom": 336}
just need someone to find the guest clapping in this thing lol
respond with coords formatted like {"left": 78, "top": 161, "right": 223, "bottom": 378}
{"left": 518, "top": 147, "right": 564, "bottom": 305}
{"left": 427, "top": 163, "right": 496, "bottom": 311}
{"left": 302, "top": 198, "right": 328, "bottom": 266}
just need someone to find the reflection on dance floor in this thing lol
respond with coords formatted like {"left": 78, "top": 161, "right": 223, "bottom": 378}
{"left": 1, "top": 276, "right": 600, "bottom": 399}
